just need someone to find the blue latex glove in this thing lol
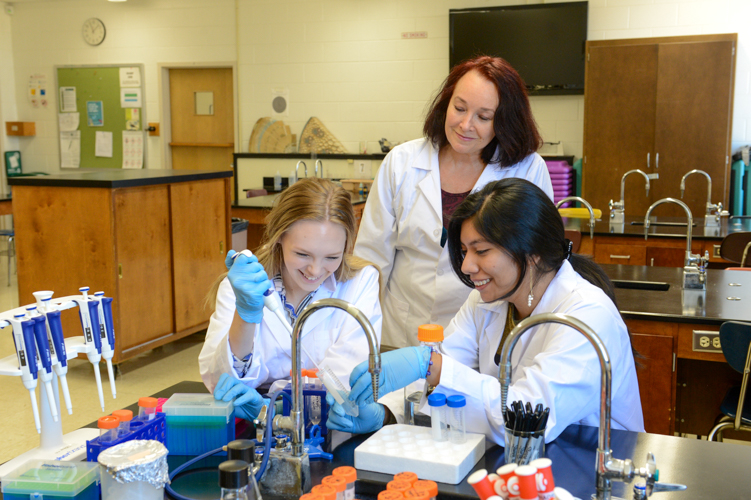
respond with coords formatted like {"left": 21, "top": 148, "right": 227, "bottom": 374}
{"left": 348, "top": 346, "right": 432, "bottom": 406}
{"left": 225, "top": 250, "right": 271, "bottom": 324}
{"left": 325, "top": 393, "right": 385, "bottom": 434}
{"left": 214, "top": 373, "right": 269, "bottom": 420}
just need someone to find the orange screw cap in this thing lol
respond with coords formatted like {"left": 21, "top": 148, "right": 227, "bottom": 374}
{"left": 333, "top": 466, "right": 357, "bottom": 483}
{"left": 417, "top": 324, "right": 444, "bottom": 343}
{"left": 138, "top": 396, "right": 158, "bottom": 408}
{"left": 97, "top": 415, "right": 120, "bottom": 429}
{"left": 322, "top": 476, "right": 347, "bottom": 493}
{"left": 394, "top": 472, "right": 418, "bottom": 485}
{"left": 112, "top": 409, "right": 133, "bottom": 422}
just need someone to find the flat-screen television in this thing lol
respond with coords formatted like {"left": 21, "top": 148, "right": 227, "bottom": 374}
{"left": 449, "top": 2, "right": 588, "bottom": 96}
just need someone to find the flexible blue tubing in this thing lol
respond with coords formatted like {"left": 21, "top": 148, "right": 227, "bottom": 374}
{"left": 164, "top": 389, "right": 293, "bottom": 500}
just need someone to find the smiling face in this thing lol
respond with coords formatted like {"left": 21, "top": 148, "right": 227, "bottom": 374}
{"left": 444, "top": 69, "right": 500, "bottom": 159}
{"left": 280, "top": 219, "right": 346, "bottom": 301}
{"left": 459, "top": 219, "right": 527, "bottom": 306}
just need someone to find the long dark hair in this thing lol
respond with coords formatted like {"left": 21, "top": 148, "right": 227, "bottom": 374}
{"left": 423, "top": 55, "right": 542, "bottom": 167}
{"left": 448, "top": 178, "right": 618, "bottom": 309}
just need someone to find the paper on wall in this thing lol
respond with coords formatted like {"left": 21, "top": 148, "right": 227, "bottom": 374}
{"left": 95, "top": 131, "right": 113, "bottom": 158}
{"left": 60, "top": 86, "right": 77, "bottom": 112}
{"left": 58, "top": 112, "right": 79, "bottom": 132}
{"left": 122, "top": 131, "right": 143, "bottom": 169}
{"left": 119, "top": 67, "right": 141, "bottom": 87}
{"left": 120, "top": 88, "right": 142, "bottom": 108}
{"left": 86, "top": 101, "right": 104, "bottom": 127}
{"left": 60, "top": 130, "right": 81, "bottom": 168}
{"left": 125, "top": 108, "right": 140, "bottom": 130}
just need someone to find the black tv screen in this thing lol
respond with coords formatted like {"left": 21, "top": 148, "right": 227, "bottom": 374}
{"left": 449, "top": 2, "right": 588, "bottom": 96}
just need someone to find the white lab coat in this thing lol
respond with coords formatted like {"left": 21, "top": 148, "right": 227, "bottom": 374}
{"left": 417, "top": 260, "right": 644, "bottom": 445}
{"left": 354, "top": 138, "right": 553, "bottom": 348}
{"left": 199, "top": 265, "right": 382, "bottom": 394}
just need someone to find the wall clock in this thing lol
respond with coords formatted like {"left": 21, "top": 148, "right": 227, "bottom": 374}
{"left": 82, "top": 18, "right": 106, "bottom": 46}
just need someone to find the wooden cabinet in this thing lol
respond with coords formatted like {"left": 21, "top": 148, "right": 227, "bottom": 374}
{"left": 629, "top": 326, "right": 676, "bottom": 435}
{"left": 590, "top": 234, "right": 719, "bottom": 267}
{"left": 12, "top": 173, "right": 231, "bottom": 363}
{"left": 583, "top": 34, "right": 737, "bottom": 219}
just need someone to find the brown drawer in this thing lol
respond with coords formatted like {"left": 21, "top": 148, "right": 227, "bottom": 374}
{"left": 594, "top": 243, "right": 646, "bottom": 265}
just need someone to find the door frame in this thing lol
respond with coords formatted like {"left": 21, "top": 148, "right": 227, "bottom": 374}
{"left": 157, "top": 62, "right": 239, "bottom": 169}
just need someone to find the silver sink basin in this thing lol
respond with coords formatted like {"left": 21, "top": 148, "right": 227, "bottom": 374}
{"left": 611, "top": 280, "right": 670, "bottom": 291}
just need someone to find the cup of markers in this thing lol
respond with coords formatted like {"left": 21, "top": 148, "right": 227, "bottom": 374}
{"left": 503, "top": 400, "right": 550, "bottom": 465}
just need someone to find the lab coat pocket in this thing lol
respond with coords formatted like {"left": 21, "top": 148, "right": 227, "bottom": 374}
{"left": 383, "top": 289, "right": 410, "bottom": 347}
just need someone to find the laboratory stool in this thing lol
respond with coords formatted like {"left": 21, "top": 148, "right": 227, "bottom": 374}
{"left": 0, "top": 229, "right": 15, "bottom": 286}
{"left": 707, "top": 321, "right": 751, "bottom": 442}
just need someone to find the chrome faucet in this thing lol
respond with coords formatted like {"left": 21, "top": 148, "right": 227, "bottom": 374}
{"left": 315, "top": 159, "right": 323, "bottom": 178}
{"left": 644, "top": 198, "right": 708, "bottom": 290}
{"left": 680, "top": 169, "right": 722, "bottom": 227}
{"left": 609, "top": 170, "right": 650, "bottom": 224}
{"left": 556, "top": 196, "right": 596, "bottom": 239}
{"left": 283, "top": 298, "right": 381, "bottom": 456}
{"left": 295, "top": 161, "right": 308, "bottom": 182}
{"left": 498, "top": 313, "right": 685, "bottom": 500}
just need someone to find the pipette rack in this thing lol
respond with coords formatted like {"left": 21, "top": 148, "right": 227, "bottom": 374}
{"left": 0, "top": 291, "right": 117, "bottom": 480}
{"left": 86, "top": 413, "right": 166, "bottom": 462}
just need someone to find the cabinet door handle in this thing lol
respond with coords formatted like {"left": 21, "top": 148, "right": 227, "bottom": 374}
{"left": 610, "top": 254, "right": 631, "bottom": 260}
{"left": 647, "top": 152, "right": 650, "bottom": 169}
{"left": 220, "top": 241, "right": 224, "bottom": 254}
{"left": 651, "top": 258, "right": 655, "bottom": 266}
{"left": 655, "top": 152, "right": 659, "bottom": 169}
{"left": 118, "top": 264, "right": 123, "bottom": 279}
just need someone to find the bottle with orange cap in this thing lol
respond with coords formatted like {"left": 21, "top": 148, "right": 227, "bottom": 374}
{"left": 98, "top": 415, "right": 120, "bottom": 442}
{"left": 332, "top": 466, "right": 357, "bottom": 500}
{"left": 112, "top": 409, "right": 133, "bottom": 436}
{"left": 405, "top": 325, "right": 447, "bottom": 423}
{"left": 137, "top": 396, "right": 159, "bottom": 421}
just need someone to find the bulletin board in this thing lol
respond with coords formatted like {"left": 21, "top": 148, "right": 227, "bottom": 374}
{"left": 55, "top": 64, "right": 146, "bottom": 169}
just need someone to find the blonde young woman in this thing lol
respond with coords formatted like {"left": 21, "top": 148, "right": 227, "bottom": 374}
{"left": 199, "top": 178, "right": 382, "bottom": 420}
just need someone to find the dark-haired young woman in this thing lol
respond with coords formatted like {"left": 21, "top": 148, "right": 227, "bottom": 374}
{"left": 354, "top": 56, "right": 553, "bottom": 349}
{"left": 331, "top": 179, "right": 644, "bottom": 444}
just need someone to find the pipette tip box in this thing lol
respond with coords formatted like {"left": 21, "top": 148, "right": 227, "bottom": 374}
{"left": 162, "top": 393, "right": 235, "bottom": 456}
{"left": 354, "top": 424, "right": 485, "bottom": 485}
{"left": 86, "top": 412, "right": 166, "bottom": 462}
{"left": 1, "top": 460, "right": 100, "bottom": 500}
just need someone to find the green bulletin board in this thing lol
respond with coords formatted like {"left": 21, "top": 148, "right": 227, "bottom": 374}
{"left": 56, "top": 65, "right": 145, "bottom": 169}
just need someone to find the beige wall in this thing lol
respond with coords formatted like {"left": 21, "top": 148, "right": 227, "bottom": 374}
{"left": 1, "top": 0, "right": 750, "bottom": 172}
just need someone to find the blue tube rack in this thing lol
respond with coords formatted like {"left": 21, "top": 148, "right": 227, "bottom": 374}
{"left": 86, "top": 413, "right": 166, "bottom": 462}
{"left": 282, "top": 382, "right": 329, "bottom": 436}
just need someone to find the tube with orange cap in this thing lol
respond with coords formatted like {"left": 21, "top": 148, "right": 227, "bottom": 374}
{"left": 404, "top": 490, "right": 430, "bottom": 500}
{"left": 137, "top": 396, "right": 159, "bottom": 421}
{"left": 312, "top": 484, "right": 338, "bottom": 500}
{"left": 413, "top": 480, "right": 438, "bottom": 500}
{"left": 387, "top": 480, "right": 412, "bottom": 496}
{"left": 112, "top": 409, "right": 133, "bottom": 436}
{"left": 322, "top": 475, "right": 348, "bottom": 500}
{"left": 300, "top": 494, "right": 325, "bottom": 500}
{"left": 98, "top": 415, "right": 120, "bottom": 442}
{"left": 378, "top": 491, "right": 404, "bottom": 500}
{"left": 333, "top": 466, "right": 357, "bottom": 500}
{"left": 393, "top": 472, "right": 418, "bottom": 486}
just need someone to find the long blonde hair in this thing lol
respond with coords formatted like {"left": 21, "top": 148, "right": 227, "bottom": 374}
{"left": 207, "top": 177, "right": 376, "bottom": 308}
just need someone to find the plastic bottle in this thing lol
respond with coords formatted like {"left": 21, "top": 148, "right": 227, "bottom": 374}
{"left": 332, "top": 466, "right": 357, "bottom": 500}
{"left": 98, "top": 415, "right": 120, "bottom": 442}
{"left": 404, "top": 324, "right": 447, "bottom": 419}
{"left": 358, "top": 182, "right": 364, "bottom": 196}
{"left": 137, "top": 397, "right": 158, "bottom": 421}
{"left": 112, "top": 409, "right": 133, "bottom": 436}
{"left": 274, "top": 171, "right": 282, "bottom": 191}
{"left": 447, "top": 395, "right": 466, "bottom": 444}
{"left": 219, "top": 460, "right": 249, "bottom": 500}
{"left": 289, "top": 170, "right": 296, "bottom": 187}
{"left": 305, "top": 369, "right": 322, "bottom": 426}
{"left": 427, "top": 393, "right": 448, "bottom": 442}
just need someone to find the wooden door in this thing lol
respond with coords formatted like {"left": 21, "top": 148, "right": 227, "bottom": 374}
{"left": 630, "top": 332, "right": 674, "bottom": 435}
{"left": 169, "top": 68, "right": 234, "bottom": 174}
{"left": 583, "top": 43, "right": 657, "bottom": 217}
{"left": 652, "top": 40, "right": 736, "bottom": 217}
{"left": 113, "top": 186, "right": 173, "bottom": 358}
{"left": 170, "top": 179, "right": 229, "bottom": 333}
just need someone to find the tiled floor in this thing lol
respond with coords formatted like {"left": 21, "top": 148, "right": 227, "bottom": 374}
{"left": 0, "top": 269, "right": 205, "bottom": 465}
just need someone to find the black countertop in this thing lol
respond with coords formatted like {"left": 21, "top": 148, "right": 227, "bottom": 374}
{"left": 602, "top": 264, "right": 751, "bottom": 325}
{"left": 154, "top": 382, "right": 750, "bottom": 500}
{"left": 233, "top": 192, "right": 368, "bottom": 209}
{"left": 564, "top": 215, "right": 751, "bottom": 240}
{"left": 7, "top": 169, "right": 232, "bottom": 188}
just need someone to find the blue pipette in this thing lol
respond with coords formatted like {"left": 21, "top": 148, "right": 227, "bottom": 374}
{"left": 73, "top": 286, "right": 105, "bottom": 412}
{"left": 9, "top": 313, "right": 41, "bottom": 432}
{"left": 26, "top": 306, "right": 59, "bottom": 421}
{"left": 93, "top": 292, "right": 117, "bottom": 399}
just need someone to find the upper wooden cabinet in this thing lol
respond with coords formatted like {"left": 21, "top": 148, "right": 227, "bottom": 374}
{"left": 583, "top": 34, "right": 737, "bottom": 219}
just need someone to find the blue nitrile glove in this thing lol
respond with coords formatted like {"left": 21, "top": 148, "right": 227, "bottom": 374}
{"left": 325, "top": 393, "right": 385, "bottom": 434}
{"left": 214, "top": 373, "right": 269, "bottom": 420}
{"left": 348, "top": 346, "right": 432, "bottom": 406}
{"left": 225, "top": 250, "right": 271, "bottom": 324}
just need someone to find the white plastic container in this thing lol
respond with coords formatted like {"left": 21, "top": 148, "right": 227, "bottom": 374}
{"left": 98, "top": 440, "right": 168, "bottom": 500}
{"left": 274, "top": 171, "right": 282, "bottom": 191}
{"left": 427, "top": 393, "right": 448, "bottom": 442}
{"left": 447, "top": 395, "right": 466, "bottom": 444}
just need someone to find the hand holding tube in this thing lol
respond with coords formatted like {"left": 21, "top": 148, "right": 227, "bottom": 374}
{"left": 325, "top": 393, "right": 385, "bottom": 433}
{"left": 214, "top": 372, "right": 269, "bottom": 420}
{"left": 348, "top": 346, "right": 431, "bottom": 405}
{"left": 225, "top": 250, "right": 272, "bottom": 324}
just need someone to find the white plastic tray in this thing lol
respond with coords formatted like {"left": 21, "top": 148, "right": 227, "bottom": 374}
{"left": 354, "top": 424, "right": 485, "bottom": 485}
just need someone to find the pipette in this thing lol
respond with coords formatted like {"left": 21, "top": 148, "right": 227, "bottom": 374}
{"left": 230, "top": 250, "right": 360, "bottom": 416}
{"left": 34, "top": 292, "right": 73, "bottom": 415}
{"left": 8, "top": 313, "right": 41, "bottom": 433}
{"left": 72, "top": 286, "right": 105, "bottom": 411}
{"left": 25, "top": 305, "right": 59, "bottom": 422}
{"left": 93, "top": 291, "right": 116, "bottom": 399}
